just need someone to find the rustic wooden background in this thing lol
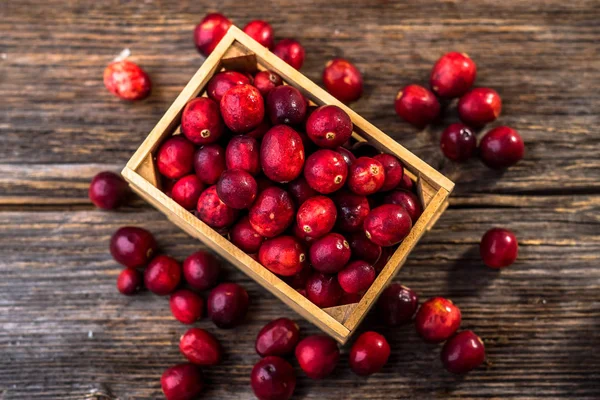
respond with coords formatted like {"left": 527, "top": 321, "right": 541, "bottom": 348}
{"left": 1, "top": 0, "right": 599, "bottom": 399}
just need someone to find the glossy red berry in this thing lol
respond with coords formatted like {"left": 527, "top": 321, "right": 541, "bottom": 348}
{"left": 287, "top": 177, "right": 318, "bottom": 206}
{"left": 171, "top": 175, "right": 205, "bottom": 210}
{"left": 349, "top": 331, "right": 391, "bottom": 376}
{"left": 295, "top": 335, "right": 340, "bottom": 379}
{"left": 179, "top": 328, "right": 222, "bottom": 366}
{"left": 207, "top": 282, "right": 249, "bottom": 328}
{"left": 479, "top": 126, "right": 524, "bottom": 169}
{"left": 194, "top": 13, "right": 231, "bottom": 56}
{"left": 251, "top": 356, "right": 296, "bottom": 400}
{"left": 309, "top": 233, "right": 351, "bottom": 274}
{"left": 248, "top": 186, "right": 295, "bottom": 238}
{"left": 348, "top": 157, "right": 386, "bottom": 195}
{"left": 144, "top": 255, "right": 182, "bottom": 296}
{"left": 89, "top": 171, "right": 129, "bottom": 210}
{"left": 182, "top": 251, "right": 220, "bottom": 291}
{"left": 217, "top": 169, "right": 257, "bottom": 209}
{"left": 253, "top": 70, "right": 283, "bottom": 97}
{"left": 255, "top": 318, "right": 300, "bottom": 357}
{"left": 220, "top": 84, "right": 265, "bottom": 133}
{"left": 348, "top": 232, "right": 382, "bottom": 264}
{"left": 322, "top": 58, "right": 363, "bottom": 103}
{"left": 103, "top": 60, "right": 151, "bottom": 101}
{"left": 304, "top": 149, "right": 348, "bottom": 194}
{"left": 161, "top": 363, "right": 204, "bottom": 400}
{"left": 306, "top": 105, "right": 353, "bottom": 148}
{"left": 377, "top": 283, "right": 418, "bottom": 326}
{"left": 458, "top": 87, "right": 502, "bottom": 127}
{"left": 337, "top": 146, "right": 356, "bottom": 167}
{"left": 440, "top": 123, "right": 477, "bottom": 162}
{"left": 193, "top": 144, "right": 226, "bottom": 185}
{"left": 207, "top": 71, "right": 251, "bottom": 103}
{"left": 338, "top": 260, "right": 376, "bottom": 294}
{"left": 260, "top": 125, "right": 305, "bottom": 183}
{"left": 415, "top": 297, "right": 462, "bottom": 343}
{"left": 169, "top": 289, "right": 204, "bottom": 324}
{"left": 230, "top": 216, "right": 264, "bottom": 253}
{"left": 430, "top": 52, "right": 477, "bottom": 98}
{"left": 480, "top": 228, "right": 518, "bottom": 269}
{"left": 116, "top": 268, "right": 143, "bottom": 295}
{"left": 441, "top": 330, "right": 486, "bottom": 374}
{"left": 383, "top": 189, "right": 423, "bottom": 224}
{"left": 273, "top": 39, "right": 305, "bottom": 69}
{"left": 266, "top": 85, "right": 308, "bottom": 126}
{"left": 181, "top": 97, "right": 224, "bottom": 144}
{"left": 243, "top": 20, "right": 274, "bottom": 49}
{"left": 333, "top": 191, "right": 370, "bottom": 233}
{"left": 196, "top": 185, "right": 239, "bottom": 229}
{"left": 397, "top": 173, "right": 414, "bottom": 192}
{"left": 305, "top": 272, "right": 343, "bottom": 308}
{"left": 364, "top": 204, "right": 412, "bottom": 247}
{"left": 157, "top": 136, "right": 196, "bottom": 180}
{"left": 394, "top": 84, "right": 440, "bottom": 128}
{"left": 259, "top": 236, "right": 307, "bottom": 277}
{"left": 373, "top": 154, "right": 404, "bottom": 192}
{"left": 110, "top": 226, "right": 157, "bottom": 268}
{"left": 296, "top": 196, "right": 337, "bottom": 239}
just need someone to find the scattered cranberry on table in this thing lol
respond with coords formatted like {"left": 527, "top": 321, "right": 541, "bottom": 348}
{"left": 207, "top": 282, "right": 249, "bottom": 328}
{"left": 349, "top": 331, "right": 391, "bottom": 376}
{"left": 415, "top": 297, "right": 462, "bottom": 343}
{"left": 394, "top": 84, "right": 440, "bottom": 128}
{"left": 161, "top": 363, "right": 204, "bottom": 400}
{"left": 441, "top": 330, "right": 486, "bottom": 374}
{"left": 255, "top": 318, "right": 300, "bottom": 357}
{"left": 182, "top": 251, "right": 220, "bottom": 291}
{"left": 110, "top": 226, "right": 157, "bottom": 268}
{"left": 295, "top": 335, "right": 340, "bottom": 379}
{"left": 251, "top": 356, "right": 296, "bottom": 400}
{"left": 440, "top": 123, "right": 477, "bottom": 162}
{"left": 194, "top": 13, "right": 232, "bottom": 56}
{"left": 430, "top": 52, "right": 477, "bottom": 98}
{"left": 169, "top": 289, "right": 204, "bottom": 324}
{"left": 116, "top": 268, "right": 143, "bottom": 295}
{"left": 322, "top": 58, "right": 363, "bottom": 103}
{"left": 479, "top": 126, "right": 525, "bottom": 169}
{"left": 103, "top": 59, "right": 151, "bottom": 101}
{"left": 243, "top": 20, "right": 275, "bottom": 49}
{"left": 144, "top": 255, "right": 182, "bottom": 296}
{"left": 179, "top": 328, "right": 222, "bottom": 366}
{"left": 273, "top": 38, "right": 305, "bottom": 69}
{"left": 458, "top": 87, "right": 502, "bottom": 127}
{"left": 89, "top": 171, "right": 129, "bottom": 210}
{"left": 480, "top": 227, "right": 518, "bottom": 269}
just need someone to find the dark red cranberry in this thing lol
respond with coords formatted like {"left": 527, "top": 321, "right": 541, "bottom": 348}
{"left": 351, "top": 142, "right": 380, "bottom": 158}
{"left": 207, "top": 71, "right": 251, "bottom": 103}
{"left": 103, "top": 60, "right": 151, "bottom": 101}
{"left": 364, "top": 204, "right": 412, "bottom": 247}
{"left": 207, "top": 282, "right": 249, "bottom": 328}
{"left": 181, "top": 97, "right": 224, "bottom": 144}
{"left": 116, "top": 268, "right": 143, "bottom": 295}
{"left": 383, "top": 190, "right": 422, "bottom": 224}
{"left": 440, "top": 123, "right": 477, "bottom": 162}
{"left": 255, "top": 318, "right": 300, "bottom": 357}
{"left": 251, "top": 356, "right": 296, "bottom": 400}
{"left": 349, "top": 331, "right": 390, "bottom": 376}
{"left": 253, "top": 70, "right": 283, "bottom": 97}
{"left": 373, "top": 246, "right": 393, "bottom": 273}
{"left": 287, "top": 177, "right": 318, "bottom": 206}
{"left": 304, "top": 149, "right": 348, "bottom": 194}
{"left": 322, "top": 58, "right": 363, "bottom": 103}
{"left": 348, "top": 157, "right": 386, "bottom": 195}
{"left": 182, "top": 251, "right": 220, "bottom": 291}
{"left": 397, "top": 173, "right": 414, "bottom": 191}
{"left": 225, "top": 135, "right": 260, "bottom": 176}
{"left": 295, "top": 335, "right": 340, "bottom": 379}
{"left": 260, "top": 125, "right": 305, "bottom": 183}
{"left": 196, "top": 185, "right": 239, "bottom": 228}
{"left": 89, "top": 171, "right": 129, "bottom": 210}
{"left": 193, "top": 144, "right": 226, "bottom": 185}
{"left": 305, "top": 272, "right": 343, "bottom": 308}
{"left": 458, "top": 87, "right": 502, "bottom": 127}
{"left": 259, "top": 236, "right": 307, "bottom": 276}
{"left": 430, "top": 52, "right": 477, "bottom": 98}
{"left": 338, "top": 260, "right": 376, "bottom": 294}
{"left": 309, "top": 233, "right": 351, "bottom": 274}
{"left": 157, "top": 136, "right": 196, "bottom": 180}
{"left": 170, "top": 289, "right": 204, "bottom": 324}
{"left": 243, "top": 20, "right": 274, "bottom": 49}
{"left": 217, "top": 169, "right": 257, "bottom": 209}
{"left": 110, "top": 226, "right": 157, "bottom": 268}
{"left": 144, "top": 255, "right": 182, "bottom": 296}
{"left": 348, "top": 232, "right": 382, "bottom": 264}
{"left": 296, "top": 196, "right": 337, "bottom": 239}
{"left": 161, "top": 363, "right": 204, "bottom": 400}
{"left": 246, "top": 119, "right": 271, "bottom": 140}
{"left": 282, "top": 264, "right": 312, "bottom": 289}
{"left": 194, "top": 13, "right": 231, "bottom": 56}
{"left": 377, "top": 283, "right": 418, "bottom": 326}
{"left": 230, "top": 216, "right": 264, "bottom": 253}
{"left": 306, "top": 105, "right": 353, "bottom": 148}
{"left": 339, "top": 292, "right": 362, "bottom": 305}
{"left": 333, "top": 191, "right": 370, "bottom": 233}
{"left": 266, "top": 85, "right": 307, "bottom": 126}
{"left": 273, "top": 39, "right": 305, "bottom": 69}
{"left": 220, "top": 84, "right": 265, "bottom": 133}
{"left": 337, "top": 146, "right": 356, "bottom": 167}
{"left": 479, "top": 126, "right": 524, "bottom": 169}
{"left": 441, "top": 330, "right": 486, "bottom": 374}
{"left": 171, "top": 175, "right": 205, "bottom": 210}
{"left": 480, "top": 227, "right": 518, "bottom": 269}
{"left": 249, "top": 186, "right": 295, "bottom": 237}
{"left": 394, "top": 84, "right": 440, "bottom": 128}
{"left": 179, "top": 328, "right": 222, "bottom": 366}
{"left": 373, "top": 154, "right": 404, "bottom": 191}
{"left": 415, "top": 297, "right": 462, "bottom": 343}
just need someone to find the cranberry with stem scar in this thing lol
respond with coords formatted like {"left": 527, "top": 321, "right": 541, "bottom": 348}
{"left": 144, "top": 255, "right": 182, "bottom": 296}
{"left": 110, "top": 226, "right": 157, "bottom": 268}
{"left": 169, "top": 289, "right": 204, "bottom": 324}
{"left": 374, "top": 153, "right": 404, "bottom": 192}
{"left": 89, "top": 171, "right": 129, "bottom": 210}
{"left": 322, "top": 58, "right": 363, "bottom": 103}
{"left": 207, "top": 282, "right": 249, "bottom": 328}
{"left": 194, "top": 13, "right": 231, "bottom": 56}
{"left": 364, "top": 204, "right": 412, "bottom": 247}
{"left": 179, "top": 328, "right": 222, "bottom": 366}
{"left": 116, "top": 268, "right": 143, "bottom": 295}
{"left": 394, "top": 84, "right": 440, "bottom": 128}
{"left": 348, "top": 231, "right": 382, "bottom": 264}
{"left": 161, "top": 363, "right": 204, "bottom": 400}
{"left": 479, "top": 126, "right": 524, "bottom": 169}
{"left": 415, "top": 297, "right": 462, "bottom": 343}
{"left": 440, "top": 123, "right": 477, "bottom": 162}
{"left": 171, "top": 175, "right": 205, "bottom": 210}
{"left": 253, "top": 70, "right": 283, "bottom": 97}
{"left": 260, "top": 125, "right": 305, "bottom": 183}
{"left": 441, "top": 330, "right": 486, "bottom": 374}
{"left": 305, "top": 272, "right": 343, "bottom": 308}
{"left": 259, "top": 235, "right": 307, "bottom": 277}
{"left": 266, "top": 85, "right": 308, "bottom": 126}
{"left": 480, "top": 227, "right": 518, "bottom": 269}
{"left": 296, "top": 196, "right": 337, "bottom": 239}
{"left": 273, "top": 39, "right": 305, "bottom": 69}
{"left": 217, "top": 169, "right": 257, "bottom": 209}
{"left": 306, "top": 105, "right": 353, "bottom": 148}
{"left": 295, "top": 335, "right": 340, "bottom": 379}
{"left": 103, "top": 59, "right": 151, "bottom": 101}
{"left": 157, "top": 136, "right": 196, "bottom": 180}
{"left": 194, "top": 144, "right": 226, "bottom": 185}
{"left": 181, "top": 97, "right": 224, "bottom": 145}
{"left": 220, "top": 84, "right": 265, "bottom": 133}
{"left": 226, "top": 135, "right": 261, "bottom": 176}
{"left": 333, "top": 190, "right": 370, "bottom": 233}
{"left": 251, "top": 356, "right": 296, "bottom": 400}
{"left": 377, "top": 283, "right": 418, "bottom": 326}
{"left": 349, "top": 331, "right": 391, "bottom": 376}
{"left": 249, "top": 186, "right": 295, "bottom": 238}
{"left": 309, "top": 233, "right": 351, "bottom": 274}
{"left": 255, "top": 318, "right": 300, "bottom": 357}
{"left": 182, "top": 251, "right": 220, "bottom": 291}
{"left": 338, "top": 260, "right": 376, "bottom": 294}
{"left": 196, "top": 185, "right": 239, "bottom": 228}
{"left": 348, "top": 157, "right": 386, "bottom": 195}
{"left": 304, "top": 149, "right": 348, "bottom": 194}
{"left": 243, "top": 20, "right": 275, "bottom": 49}
{"left": 207, "top": 71, "right": 252, "bottom": 103}
{"left": 458, "top": 87, "right": 502, "bottom": 127}
{"left": 383, "top": 189, "right": 423, "bottom": 224}
{"left": 430, "top": 52, "right": 477, "bottom": 98}
{"left": 230, "top": 216, "right": 264, "bottom": 253}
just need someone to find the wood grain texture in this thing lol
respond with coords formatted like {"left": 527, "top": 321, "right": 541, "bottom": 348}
{"left": 1, "top": 0, "right": 599, "bottom": 398}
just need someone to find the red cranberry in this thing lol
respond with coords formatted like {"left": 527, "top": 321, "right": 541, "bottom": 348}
{"left": 207, "top": 71, "right": 251, "bottom": 103}
{"left": 304, "top": 149, "right": 348, "bottom": 194}
{"left": 291, "top": 222, "right": 316, "bottom": 245}
{"left": 458, "top": 87, "right": 502, "bottom": 127}
{"left": 377, "top": 283, "right": 418, "bottom": 326}
{"left": 249, "top": 186, "right": 295, "bottom": 237}
{"left": 225, "top": 135, "right": 260, "bottom": 176}
{"left": 230, "top": 216, "right": 264, "bottom": 253}
{"left": 440, "top": 123, "right": 477, "bottom": 162}
{"left": 333, "top": 191, "right": 370, "bottom": 233}
{"left": 305, "top": 272, "right": 343, "bottom": 308}
{"left": 251, "top": 356, "right": 296, "bottom": 400}
{"left": 373, "top": 154, "right": 404, "bottom": 191}
{"left": 373, "top": 246, "right": 393, "bottom": 273}
{"left": 383, "top": 190, "right": 422, "bottom": 224}
{"left": 287, "top": 177, "right": 318, "bottom": 206}
{"left": 283, "top": 264, "right": 312, "bottom": 289}
{"left": 171, "top": 175, "right": 205, "bottom": 210}
{"left": 364, "top": 204, "right": 412, "bottom": 247}
{"left": 479, "top": 126, "right": 524, "bottom": 169}
{"left": 110, "top": 226, "right": 157, "bottom": 268}
{"left": 103, "top": 60, "right": 151, "bottom": 101}
{"left": 144, "top": 255, "right": 182, "bottom": 296}
{"left": 255, "top": 318, "right": 300, "bottom": 357}
{"left": 351, "top": 142, "right": 381, "bottom": 158}
{"left": 441, "top": 330, "right": 486, "bottom": 374}
{"left": 243, "top": 20, "right": 274, "bottom": 49}
{"left": 193, "top": 144, "right": 226, "bottom": 185}
{"left": 430, "top": 52, "right": 477, "bottom": 98}
{"left": 480, "top": 227, "right": 518, "bottom": 269}
{"left": 348, "top": 157, "right": 386, "bottom": 195}
{"left": 338, "top": 260, "right": 376, "bottom": 294}
{"left": 348, "top": 232, "right": 382, "bottom": 264}
{"left": 260, "top": 125, "right": 305, "bottom": 183}
{"left": 181, "top": 97, "right": 223, "bottom": 144}
{"left": 273, "top": 39, "right": 305, "bottom": 69}
{"left": 322, "top": 58, "right": 363, "bottom": 103}
{"left": 259, "top": 236, "right": 307, "bottom": 276}
{"left": 394, "top": 84, "right": 440, "bottom": 128}
{"left": 397, "top": 173, "right": 414, "bottom": 191}
{"left": 306, "top": 105, "right": 353, "bottom": 148}
{"left": 296, "top": 196, "right": 337, "bottom": 239}
{"left": 295, "top": 335, "right": 340, "bottom": 379}
{"left": 89, "top": 171, "right": 129, "bottom": 210}
{"left": 266, "top": 85, "right": 307, "bottom": 126}
{"left": 161, "top": 363, "right": 204, "bottom": 400}
{"left": 246, "top": 118, "right": 272, "bottom": 140}
{"left": 170, "top": 289, "right": 204, "bottom": 324}
{"left": 182, "top": 251, "right": 220, "bottom": 291}
{"left": 179, "top": 328, "right": 222, "bottom": 366}
{"left": 116, "top": 268, "right": 143, "bottom": 295}
{"left": 253, "top": 70, "right": 283, "bottom": 97}
{"left": 217, "top": 169, "right": 257, "bottom": 209}
{"left": 337, "top": 146, "right": 356, "bottom": 167}
{"left": 194, "top": 13, "right": 231, "bottom": 56}
{"left": 157, "top": 136, "right": 196, "bottom": 180}
{"left": 207, "top": 282, "right": 249, "bottom": 328}
{"left": 340, "top": 292, "right": 362, "bottom": 305}
{"left": 349, "top": 331, "right": 390, "bottom": 376}
{"left": 220, "top": 84, "right": 265, "bottom": 133}
{"left": 196, "top": 185, "right": 239, "bottom": 228}
{"left": 415, "top": 297, "right": 462, "bottom": 343}
{"left": 309, "top": 233, "right": 351, "bottom": 274}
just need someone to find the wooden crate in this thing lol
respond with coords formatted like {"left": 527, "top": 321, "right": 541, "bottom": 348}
{"left": 122, "top": 25, "right": 454, "bottom": 344}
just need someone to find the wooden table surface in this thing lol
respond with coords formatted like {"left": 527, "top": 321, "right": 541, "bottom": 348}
{"left": 2, "top": 1, "right": 599, "bottom": 399}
